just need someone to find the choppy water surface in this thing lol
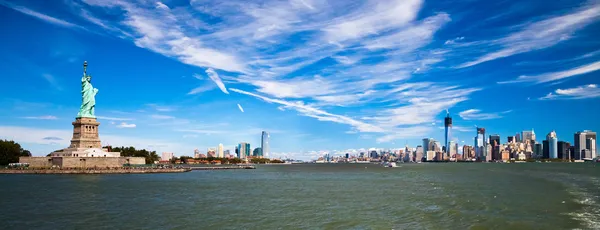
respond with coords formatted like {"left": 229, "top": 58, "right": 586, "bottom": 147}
{"left": 1, "top": 163, "right": 599, "bottom": 229}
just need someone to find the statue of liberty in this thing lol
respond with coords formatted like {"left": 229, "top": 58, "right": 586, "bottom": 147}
{"left": 77, "top": 61, "right": 98, "bottom": 118}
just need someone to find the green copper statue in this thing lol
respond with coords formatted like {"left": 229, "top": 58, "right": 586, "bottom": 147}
{"left": 77, "top": 61, "right": 98, "bottom": 118}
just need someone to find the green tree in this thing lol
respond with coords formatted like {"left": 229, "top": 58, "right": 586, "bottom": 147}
{"left": 105, "top": 146, "right": 159, "bottom": 164}
{"left": 0, "top": 140, "right": 32, "bottom": 165}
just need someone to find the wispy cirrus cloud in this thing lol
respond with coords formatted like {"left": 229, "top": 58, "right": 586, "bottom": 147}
{"left": 96, "top": 116, "right": 134, "bottom": 121}
{"left": 539, "top": 84, "right": 600, "bottom": 100}
{"left": 0, "top": 1, "right": 85, "bottom": 29}
{"left": 20, "top": 115, "right": 58, "bottom": 120}
{"left": 457, "top": 3, "right": 600, "bottom": 68}
{"left": 499, "top": 60, "right": 600, "bottom": 84}
{"left": 150, "top": 114, "right": 175, "bottom": 120}
{"left": 205, "top": 68, "right": 229, "bottom": 94}
{"left": 41, "top": 74, "right": 62, "bottom": 90}
{"left": 146, "top": 104, "right": 176, "bottom": 112}
{"left": 116, "top": 122, "right": 136, "bottom": 128}
{"left": 237, "top": 104, "right": 244, "bottom": 113}
{"left": 459, "top": 109, "right": 511, "bottom": 120}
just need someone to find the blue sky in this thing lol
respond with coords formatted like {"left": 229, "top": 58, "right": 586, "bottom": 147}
{"left": 0, "top": 0, "right": 599, "bottom": 160}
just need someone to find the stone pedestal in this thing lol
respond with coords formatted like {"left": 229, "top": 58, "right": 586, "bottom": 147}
{"left": 70, "top": 117, "right": 101, "bottom": 149}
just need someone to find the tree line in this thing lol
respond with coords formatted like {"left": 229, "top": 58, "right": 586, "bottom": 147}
{"left": 0, "top": 140, "right": 32, "bottom": 165}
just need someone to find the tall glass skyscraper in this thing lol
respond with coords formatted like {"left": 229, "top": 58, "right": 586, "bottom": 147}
{"left": 261, "top": 131, "right": 270, "bottom": 158}
{"left": 547, "top": 131, "right": 558, "bottom": 159}
{"left": 444, "top": 111, "right": 452, "bottom": 158}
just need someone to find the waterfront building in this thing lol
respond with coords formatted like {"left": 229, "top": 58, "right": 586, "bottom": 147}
{"left": 224, "top": 149, "right": 230, "bottom": 156}
{"left": 238, "top": 142, "right": 250, "bottom": 159}
{"left": 475, "top": 127, "right": 486, "bottom": 160}
{"left": 448, "top": 141, "right": 457, "bottom": 157}
{"left": 253, "top": 147, "right": 262, "bottom": 157}
{"left": 558, "top": 141, "right": 570, "bottom": 160}
{"left": 426, "top": 151, "right": 436, "bottom": 161}
{"left": 501, "top": 150, "right": 510, "bottom": 161}
{"left": 543, "top": 140, "right": 549, "bottom": 159}
{"left": 534, "top": 143, "right": 543, "bottom": 158}
{"left": 574, "top": 130, "right": 596, "bottom": 160}
{"left": 515, "top": 133, "right": 522, "bottom": 143}
{"left": 489, "top": 134, "right": 500, "bottom": 161}
{"left": 547, "top": 131, "right": 558, "bottom": 159}
{"left": 194, "top": 149, "right": 200, "bottom": 159}
{"left": 507, "top": 136, "right": 514, "bottom": 143}
{"left": 432, "top": 141, "right": 442, "bottom": 152}
{"left": 207, "top": 147, "right": 216, "bottom": 158}
{"left": 444, "top": 111, "right": 452, "bottom": 158}
{"left": 463, "top": 145, "right": 475, "bottom": 160}
{"left": 162, "top": 152, "right": 174, "bottom": 161}
{"left": 217, "top": 144, "right": 224, "bottom": 158}
{"left": 586, "top": 138, "right": 596, "bottom": 159}
{"left": 261, "top": 131, "right": 270, "bottom": 158}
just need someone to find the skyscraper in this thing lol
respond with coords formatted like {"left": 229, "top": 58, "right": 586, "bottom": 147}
{"left": 515, "top": 133, "right": 522, "bottom": 143}
{"left": 217, "top": 143, "right": 224, "bottom": 158}
{"left": 586, "top": 138, "right": 596, "bottom": 159}
{"left": 543, "top": 140, "right": 549, "bottom": 159}
{"left": 261, "top": 131, "right": 270, "bottom": 159}
{"left": 475, "top": 127, "right": 486, "bottom": 160}
{"left": 522, "top": 129, "right": 536, "bottom": 144}
{"left": 422, "top": 138, "right": 433, "bottom": 153}
{"left": 534, "top": 143, "right": 543, "bottom": 158}
{"left": 238, "top": 142, "right": 250, "bottom": 159}
{"left": 489, "top": 134, "right": 500, "bottom": 161}
{"left": 253, "top": 147, "right": 262, "bottom": 157}
{"left": 448, "top": 141, "right": 457, "bottom": 157}
{"left": 557, "top": 141, "right": 570, "bottom": 160}
{"left": 574, "top": 130, "right": 597, "bottom": 160}
{"left": 547, "top": 131, "right": 558, "bottom": 159}
{"left": 444, "top": 111, "right": 452, "bottom": 157}
{"left": 507, "top": 136, "right": 514, "bottom": 143}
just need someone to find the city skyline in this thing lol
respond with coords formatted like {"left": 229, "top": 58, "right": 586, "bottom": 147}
{"left": 0, "top": 0, "right": 599, "bottom": 161}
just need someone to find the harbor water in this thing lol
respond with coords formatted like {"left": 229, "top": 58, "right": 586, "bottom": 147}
{"left": 1, "top": 163, "right": 599, "bottom": 229}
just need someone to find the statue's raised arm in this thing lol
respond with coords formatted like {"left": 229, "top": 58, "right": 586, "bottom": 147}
{"left": 77, "top": 61, "right": 98, "bottom": 118}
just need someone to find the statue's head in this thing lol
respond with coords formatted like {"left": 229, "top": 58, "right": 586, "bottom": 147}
{"left": 86, "top": 75, "right": 92, "bottom": 82}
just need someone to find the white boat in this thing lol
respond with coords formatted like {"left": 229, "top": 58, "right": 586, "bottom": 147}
{"left": 386, "top": 162, "right": 398, "bottom": 168}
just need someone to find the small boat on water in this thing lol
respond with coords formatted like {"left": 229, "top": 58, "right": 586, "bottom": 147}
{"left": 385, "top": 162, "right": 398, "bottom": 168}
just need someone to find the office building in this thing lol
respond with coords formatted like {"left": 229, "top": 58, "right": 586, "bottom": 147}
{"left": 489, "top": 134, "right": 500, "bottom": 161}
{"left": 207, "top": 147, "right": 216, "bottom": 158}
{"left": 448, "top": 141, "right": 457, "bottom": 157}
{"left": 475, "top": 127, "right": 486, "bottom": 160}
{"left": 558, "top": 141, "right": 570, "bottom": 160}
{"left": 253, "top": 147, "right": 262, "bottom": 157}
{"left": 444, "top": 111, "right": 452, "bottom": 157}
{"left": 515, "top": 133, "right": 522, "bottom": 143}
{"left": 194, "top": 149, "right": 200, "bottom": 159}
{"left": 161, "top": 152, "right": 174, "bottom": 161}
{"left": 416, "top": 146, "right": 424, "bottom": 162}
{"left": 422, "top": 138, "right": 434, "bottom": 153}
{"left": 217, "top": 144, "right": 224, "bottom": 158}
{"left": 574, "top": 130, "right": 596, "bottom": 160}
{"left": 261, "top": 131, "right": 270, "bottom": 158}
{"left": 586, "top": 138, "right": 596, "bottom": 159}
{"left": 547, "top": 131, "right": 558, "bottom": 159}
{"left": 507, "top": 136, "right": 514, "bottom": 143}
{"left": 238, "top": 142, "right": 250, "bottom": 159}
{"left": 463, "top": 145, "right": 475, "bottom": 159}
{"left": 543, "top": 140, "right": 549, "bottom": 159}
{"left": 534, "top": 143, "right": 543, "bottom": 158}
{"left": 522, "top": 129, "right": 536, "bottom": 144}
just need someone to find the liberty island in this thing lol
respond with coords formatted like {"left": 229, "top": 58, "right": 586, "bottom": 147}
{"left": 13, "top": 62, "right": 184, "bottom": 172}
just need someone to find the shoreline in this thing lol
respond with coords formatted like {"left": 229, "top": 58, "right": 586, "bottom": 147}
{"left": 0, "top": 168, "right": 191, "bottom": 174}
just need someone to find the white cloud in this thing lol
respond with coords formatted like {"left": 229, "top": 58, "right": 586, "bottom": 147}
{"left": 96, "top": 116, "right": 134, "bottom": 121}
{"left": 459, "top": 109, "right": 511, "bottom": 120}
{"left": 155, "top": 2, "right": 169, "bottom": 10}
{"left": 150, "top": 114, "right": 175, "bottom": 120}
{"left": 1, "top": 2, "right": 85, "bottom": 29}
{"left": 116, "top": 122, "right": 136, "bottom": 128}
{"left": 187, "top": 82, "right": 216, "bottom": 95}
{"left": 237, "top": 104, "right": 244, "bottom": 113}
{"left": 41, "top": 74, "right": 62, "bottom": 90}
{"left": 21, "top": 115, "right": 58, "bottom": 120}
{"left": 539, "top": 84, "right": 600, "bottom": 100}
{"left": 230, "top": 88, "right": 385, "bottom": 133}
{"left": 205, "top": 68, "right": 229, "bottom": 94}
{"left": 146, "top": 104, "right": 176, "bottom": 112}
{"left": 323, "top": 0, "right": 423, "bottom": 43}
{"left": 458, "top": 3, "right": 600, "bottom": 68}
{"left": 499, "top": 60, "right": 600, "bottom": 84}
